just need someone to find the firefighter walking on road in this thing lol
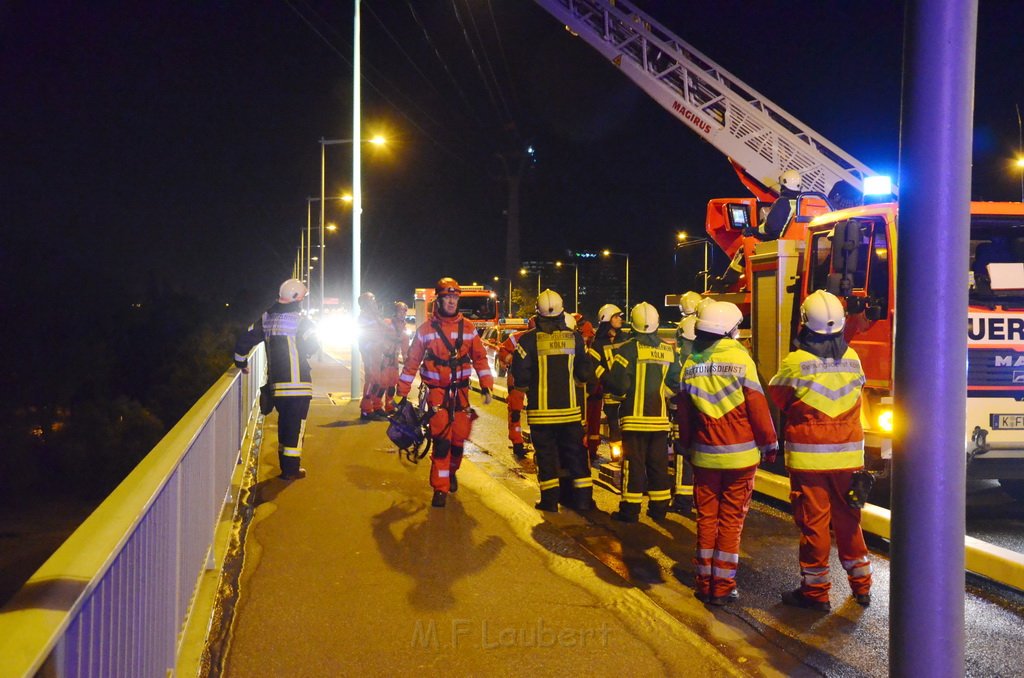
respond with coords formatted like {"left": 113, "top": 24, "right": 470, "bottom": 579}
{"left": 768, "top": 290, "right": 872, "bottom": 611}
{"left": 233, "top": 278, "right": 319, "bottom": 480}
{"left": 394, "top": 278, "right": 494, "bottom": 508}
{"left": 510, "top": 289, "right": 595, "bottom": 512}
{"left": 603, "top": 302, "right": 680, "bottom": 522}
{"left": 676, "top": 301, "right": 778, "bottom": 605}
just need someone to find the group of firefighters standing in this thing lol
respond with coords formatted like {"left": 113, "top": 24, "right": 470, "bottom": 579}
{"left": 236, "top": 271, "right": 872, "bottom": 613}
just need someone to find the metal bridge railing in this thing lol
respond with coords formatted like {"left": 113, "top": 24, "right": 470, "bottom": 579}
{"left": 0, "top": 345, "right": 266, "bottom": 678}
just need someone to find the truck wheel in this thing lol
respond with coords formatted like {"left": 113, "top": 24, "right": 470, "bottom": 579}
{"left": 999, "top": 479, "right": 1024, "bottom": 502}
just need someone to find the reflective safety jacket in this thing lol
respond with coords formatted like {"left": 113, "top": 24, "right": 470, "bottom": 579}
{"left": 587, "top": 326, "right": 629, "bottom": 403}
{"left": 397, "top": 312, "right": 494, "bottom": 397}
{"left": 768, "top": 347, "right": 866, "bottom": 471}
{"left": 358, "top": 310, "right": 388, "bottom": 372}
{"left": 677, "top": 337, "right": 777, "bottom": 469}
{"left": 510, "top": 317, "right": 593, "bottom": 425}
{"left": 603, "top": 333, "right": 680, "bottom": 432}
{"left": 233, "top": 301, "right": 319, "bottom": 397}
{"left": 380, "top": 317, "right": 408, "bottom": 370}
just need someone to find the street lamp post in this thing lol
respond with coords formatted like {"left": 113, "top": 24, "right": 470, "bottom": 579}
{"left": 520, "top": 267, "right": 541, "bottom": 295}
{"left": 305, "top": 195, "right": 351, "bottom": 315}
{"left": 602, "top": 250, "right": 629, "bottom": 311}
{"left": 555, "top": 260, "right": 579, "bottom": 312}
{"left": 675, "top": 232, "right": 712, "bottom": 293}
{"left": 493, "top": 276, "right": 513, "bottom": 318}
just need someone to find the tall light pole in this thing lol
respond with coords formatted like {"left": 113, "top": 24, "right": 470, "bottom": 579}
{"left": 602, "top": 250, "right": 629, "bottom": 311}
{"left": 493, "top": 276, "right": 513, "bottom": 317}
{"left": 1017, "top": 103, "right": 1023, "bottom": 202}
{"left": 520, "top": 267, "right": 541, "bottom": 295}
{"left": 555, "top": 260, "right": 579, "bottom": 312}
{"left": 306, "top": 195, "right": 351, "bottom": 316}
{"left": 675, "top": 232, "right": 712, "bottom": 293}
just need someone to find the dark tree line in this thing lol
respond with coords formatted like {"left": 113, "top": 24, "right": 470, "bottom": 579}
{"left": 0, "top": 232, "right": 264, "bottom": 506}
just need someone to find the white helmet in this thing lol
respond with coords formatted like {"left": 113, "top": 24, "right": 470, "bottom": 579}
{"left": 630, "top": 302, "right": 659, "bottom": 334}
{"left": 779, "top": 169, "right": 802, "bottom": 192}
{"left": 677, "top": 315, "right": 697, "bottom": 341}
{"left": 278, "top": 278, "right": 307, "bottom": 303}
{"left": 695, "top": 297, "right": 714, "bottom": 315}
{"left": 536, "top": 289, "right": 564, "bottom": 317}
{"left": 678, "top": 291, "right": 703, "bottom": 316}
{"left": 597, "top": 303, "right": 623, "bottom": 323}
{"left": 801, "top": 290, "right": 846, "bottom": 335}
{"left": 563, "top": 312, "right": 577, "bottom": 330}
{"left": 696, "top": 301, "right": 743, "bottom": 337}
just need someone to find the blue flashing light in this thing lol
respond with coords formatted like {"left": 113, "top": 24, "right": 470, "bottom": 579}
{"left": 863, "top": 175, "right": 893, "bottom": 197}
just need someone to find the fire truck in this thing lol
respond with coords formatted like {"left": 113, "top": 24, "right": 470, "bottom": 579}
{"left": 413, "top": 284, "right": 500, "bottom": 334}
{"left": 534, "top": 0, "right": 1024, "bottom": 497}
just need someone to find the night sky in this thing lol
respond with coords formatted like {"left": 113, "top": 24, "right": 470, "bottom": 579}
{"left": 4, "top": 1, "right": 1024, "bottom": 316}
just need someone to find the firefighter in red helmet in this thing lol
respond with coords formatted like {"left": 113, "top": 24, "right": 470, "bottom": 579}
{"left": 394, "top": 278, "right": 494, "bottom": 507}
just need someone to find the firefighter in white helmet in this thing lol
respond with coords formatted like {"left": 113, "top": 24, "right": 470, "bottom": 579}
{"left": 678, "top": 290, "right": 703, "bottom": 318}
{"left": 510, "top": 289, "right": 595, "bottom": 512}
{"left": 233, "top": 279, "right": 319, "bottom": 480}
{"left": 586, "top": 303, "right": 629, "bottom": 461}
{"left": 768, "top": 290, "right": 872, "bottom": 611}
{"left": 603, "top": 302, "right": 681, "bottom": 522}
{"left": 675, "top": 301, "right": 778, "bottom": 604}
{"left": 712, "top": 170, "right": 803, "bottom": 292}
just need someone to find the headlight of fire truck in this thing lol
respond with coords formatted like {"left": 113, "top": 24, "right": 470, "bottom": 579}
{"left": 877, "top": 407, "right": 894, "bottom": 434}
{"left": 610, "top": 441, "right": 623, "bottom": 461}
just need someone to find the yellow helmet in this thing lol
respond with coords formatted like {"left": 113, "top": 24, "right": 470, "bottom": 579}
{"left": 629, "top": 302, "right": 659, "bottom": 334}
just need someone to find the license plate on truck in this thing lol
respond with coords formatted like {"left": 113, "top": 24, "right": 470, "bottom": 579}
{"left": 990, "top": 414, "right": 1024, "bottom": 429}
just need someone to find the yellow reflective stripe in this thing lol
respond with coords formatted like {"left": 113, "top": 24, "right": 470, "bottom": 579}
{"left": 619, "top": 416, "right": 671, "bottom": 431}
{"left": 288, "top": 336, "right": 299, "bottom": 383}
{"left": 692, "top": 448, "right": 759, "bottom": 469}
{"left": 648, "top": 489, "right": 671, "bottom": 501}
{"left": 633, "top": 357, "right": 647, "bottom": 419}
{"left": 538, "top": 352, "right": 548, "bottom": 410}
{"left": 527, "top": 409, "right": 583, "bottom": 424}
{"left": 785, "top": 449, "right": 865, "bottom": 470}
{"left": 573, "top": 477, "right": 593, "bottom": 488}
{"left": 539, "top": 477, "right": 560, "bottom": 490}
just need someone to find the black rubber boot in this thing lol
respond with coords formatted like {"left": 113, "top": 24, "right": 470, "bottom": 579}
{"left": 558, "top": 476, "right": 574, "bottom": 507}
{"left": 431, "top": 490, "right": 447, "bottom": 508}
{"left": 572, "top": 485, "right": 595, "bottom": 512}
{"left": 667, "top": 495, "right": 693, "bottom": 515}
{"left": 512, "top": 443, "right": 527, "bottom": 459}
{"left": 781, "top": 588, "right": 830, "bottom": 611}
{"left": 535, "top": 488, "right": 559, "bottom": 512}
{"left": 610, "top": 502, "right": 641, "bottom": 523}
{"left": 449, "top": 472, "right": 458, "bottom": 493}
{"left": 647, "top": 500, "right": 669, "bottom": 521}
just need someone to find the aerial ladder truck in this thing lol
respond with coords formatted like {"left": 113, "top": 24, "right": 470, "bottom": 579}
{"left": 533, "top": 0, "right": 1024, "bottom": 498}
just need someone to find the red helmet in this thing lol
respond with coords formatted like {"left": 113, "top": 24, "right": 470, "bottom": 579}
{"left": 435, "top": 277, "right": 461, "bottom": 297}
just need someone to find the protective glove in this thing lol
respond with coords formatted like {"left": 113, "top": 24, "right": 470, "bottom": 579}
{"left": 392, "top": 394, "right": 407, "bottom": 408}
{"left": 481, "top": 388, "right": 492, "bottom": 405}
{"left": 761, "top": 444, "right": 779, "bottom": 464}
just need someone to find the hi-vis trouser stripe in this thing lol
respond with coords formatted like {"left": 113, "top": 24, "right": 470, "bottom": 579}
{"left": 539, "top": 477, "right": 560, "bottom": 491}
{"left": 695, "top": 548, "right": 713, "bottom": 576}
{"left": 282, "top": 418, "right": 308, "bottom": 457}
{"left": 648, "top": 488, "right": 671, "bottom": 501}
{"left": 573, "top": 477, "right": 593, "bottom": 489}
{"left": 712, "top": 549, "right": 739, "bottom": 579}
{"left": 692, "top": 441, "right": 760, "bottom": 469}
{"left": 674, "top": 459, "right": 693, "bottom": 496}
{"left": 622, "top": 462, "right": 643, "bottom": 504}
{"left": 801, "top": 565, "right": 830, "bottom": 585}
{"left": 843, "top": 557, "right": 873, "bottom": 579}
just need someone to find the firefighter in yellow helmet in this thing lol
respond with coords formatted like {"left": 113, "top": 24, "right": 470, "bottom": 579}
{"left": 675, "top": 301, "right": 778, "bottom": 604}
{"left": 394, "top": 278, "right": 494, "bottom": 508}
{"left": 768, "top": 290, "right": 872, "bottom": 611}
{"left": 510, "top": 289, "right": 595, "bottom": 512}
{"left": 586, "top": 303, "right": 629, "bottom": 461}
{"left": 603, "top": 302, "right": 681, "bottom": 522}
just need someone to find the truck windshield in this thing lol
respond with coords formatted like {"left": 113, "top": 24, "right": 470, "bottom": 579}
{"left": 970, "top": 216, "right": 1024, "bottom": 306}
{"left": 459, "top": 296, "right": 496, "bottom": 320}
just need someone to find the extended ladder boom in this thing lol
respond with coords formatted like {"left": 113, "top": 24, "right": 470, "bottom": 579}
{"left": 533, "top": 0, "right": 879, "bottom": 196}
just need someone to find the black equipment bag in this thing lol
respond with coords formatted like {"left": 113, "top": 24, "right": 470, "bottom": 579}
{"left": 846, "top": 469, "right": 876, "bottom": 509}
{"left": 387, "top": 398, "right": 427, "bottom": 453}
{"left": 259, "top": 383, "right": 275, "bottom": 416}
